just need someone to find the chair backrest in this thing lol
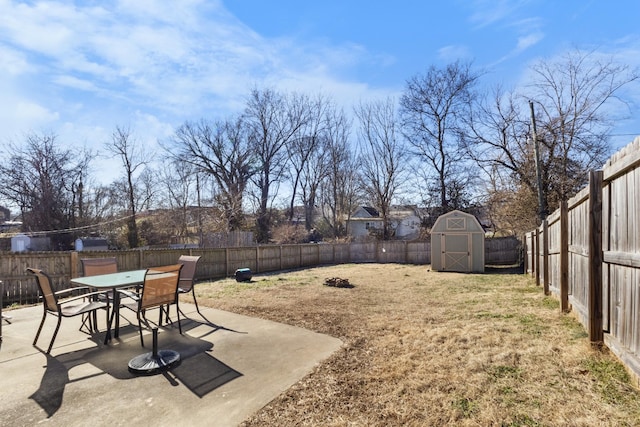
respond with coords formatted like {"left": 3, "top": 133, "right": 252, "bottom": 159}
{"left": 140, "top": 264, "right": 183, "bottom": 310}
{"left": 177, "top": 255, "right": 201, "bottom": 291}
{"left": 26, "top": 268, "right": 59, "bottom": 312}
{"left": 81, "top": 257, "right": 118, "bottom": 277}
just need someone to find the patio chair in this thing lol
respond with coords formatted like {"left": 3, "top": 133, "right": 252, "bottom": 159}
{"left": 81, "top": 257, "right": 118, "bottom": 276}
{"left": 121, "top": 264, "right": 183, "bottom": 347}
{"left": 80, "top": 257, "right": 129, "bottom": 326}
{"left": 27, "top": 268, "right": 109, "bottom": 354}
{"left": 81, "top": 256, "right": 138, "bottom": 300}
{"left": 0, "top": 280, "right": 9, "bottom": 325}
{"left": 177, "top": 255, "right": 202, "bottom": 316}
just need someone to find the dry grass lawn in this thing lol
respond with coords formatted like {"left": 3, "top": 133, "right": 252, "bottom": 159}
{"left": 191, "top": 264, "right": 640, "bottom": 426}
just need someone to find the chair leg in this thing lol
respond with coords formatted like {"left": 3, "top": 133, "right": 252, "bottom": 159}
{"left": 192, "top": 288, "right": 201, "bottom": 314}
{"left": 79, "top": 312, "right": 94, "bottom": 334}
{"left": 160, "top": 305, "right": 173, "bottom": 327}
{"left": 137, "top": 310, "right": 144, "bottom": 347}
{"left": 161, "top": 304, "right": 181, "bottom": 334}
{"left": 47, "top": 316, "right": 63, "bottom": 354}
{"left": 109, "top": 303, "right": 118, "bottom": 331}
{"left": 174, "top": 300, "right": 179, "bottom": 326}
{"left": 92, "top": 310, "right": 98, "bottom": 332}
{"left": 176, "top": 303, "right": 182, "bottom": 335}
{"left": 33, "top": 312, "right": 47, "bottom": 347}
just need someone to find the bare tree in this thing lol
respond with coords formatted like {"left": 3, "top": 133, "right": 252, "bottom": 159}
{"left": 355, "top": 98, "right": 408, "bottom": 240}
{"left": 104, "top": 126, "right": 151, "bottom": 248}
{"left": 318, "top": 106, "right": 358, "bottom": 238}
{"left": 0, "top": 132, "right": 92, "bottom": 248}
{"left": 286, "top": 94, "right": 329, "bottom": 225}
{"left": 169, "top": 117, "right": 254, "bottom": 231}
{"left": 400, "top": 61, "right": 480, "bottom": 210}
{"left": 467, "top": 49, "right": 639, "bottom": 229}
{"left": 245, "top": 88, "right": 310, "bottom": 242}
{"left": 527, "top": 49, "right": 638, "bottom": 202}
{"left": 157, "top": 161, "right": 199, "bottom": 243}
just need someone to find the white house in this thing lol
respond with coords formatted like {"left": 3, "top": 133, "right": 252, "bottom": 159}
{"left": 347, "top": 206, "right": 422, "bottom": 240}
{"left": 347, "top": 206, "right": 383, "bottom": 239}
{"left": 390, "top": 206, "right": 422, "bottom": 239}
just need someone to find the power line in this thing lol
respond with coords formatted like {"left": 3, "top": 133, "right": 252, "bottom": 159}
{"left": 1, "top": 213, "right": 136, "bottom": 238}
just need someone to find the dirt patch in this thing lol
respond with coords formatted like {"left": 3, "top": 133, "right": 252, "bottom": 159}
{"left": 191, "top": 264, "right": 640, "bottom": 426}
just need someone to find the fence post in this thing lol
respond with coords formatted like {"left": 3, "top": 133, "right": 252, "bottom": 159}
{"left": 404, "top": 241, "right": 409, "bottom": 264}
{"left": 543, "top": 219, "right": 550, "bottom": 295}
{"left": 523, "top": 233, "right": 528, "bottom": 275}
{"left": 588, "top": 170, "right": 603, "bottom": 343}
{"left": 560, "top": 201, "right": 569, "bottom": 312}
{"left": 256, "top": 246, "right": 260, "bottom": 273}
{"left": 70, "top": 251, "right": 79, "bottom": 279}
{"left": 332, "top": 243, "right": 336, "bottom": 264}
{"left": 225, "top": 247, "right": 229, "bottom": 276}
{"left": 529, "top": 231, "right": 535, "bottom": 278}
{"left": 533, "top": 227, "right": 540, "bottom": 286}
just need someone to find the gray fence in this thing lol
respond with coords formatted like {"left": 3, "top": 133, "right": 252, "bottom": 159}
{"left": 1, "top": 237, "right": 520, "bottom": 306}
{"left": 525, "top": 136, "right": 640, "bottom": 381}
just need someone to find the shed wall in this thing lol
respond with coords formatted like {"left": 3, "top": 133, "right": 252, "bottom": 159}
{"left": 430, "top": 210, "right": 485, "bottom": 273}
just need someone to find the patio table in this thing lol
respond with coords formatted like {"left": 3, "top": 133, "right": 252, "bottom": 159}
{"left": 71, "top": 270, "right": 146, "bottom": 344}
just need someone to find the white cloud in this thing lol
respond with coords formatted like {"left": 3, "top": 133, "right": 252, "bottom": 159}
{"left": 0, "top": 97, "right": 59, "bottom": 143}
{"left": 16, "top": 101, "right": 59, "bottom": 123}
{"left": 0, "top": 44, "right": 31, "bottom": 75}
{"left": 0, "top": 0, "right": 385, "bottom": 110}
{"left": 467, "top": 0, "right": 531, "bottom": 29}
{"left": 53, "top": 75, "right": 100, "bottom": 92}
{"left": 0, "top": 0, "right": 398, "bottom": 163}
{"left": 516, "top": 32, "right": 544, "bottom": 52}
{"left": 437, "top": 45, "right": 473, "bottom": 62}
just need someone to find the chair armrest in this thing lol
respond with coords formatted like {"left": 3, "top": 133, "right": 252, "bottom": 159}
{"left": 54, "top": 286, "right": 92, "bottom": 297}
{"left": 115, "top": 289, "right": 139, "bottom": 300}
{"left": 59, "top": 290, "right": 111, "bottom": 305}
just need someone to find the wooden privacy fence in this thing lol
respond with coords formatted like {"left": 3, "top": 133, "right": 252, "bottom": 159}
{"left": 525, "top": 136, "right": 640, "bottom": 379}
{"left": 1, "top": 237, "right": 520, "bottom": 306}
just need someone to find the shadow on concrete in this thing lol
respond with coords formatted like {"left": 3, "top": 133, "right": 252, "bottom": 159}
{"left": 1, "top": 302, "right": 343, "bottom": 426}
{"left": 29, "top": 353, "right": 69, "bottom": 417}
{"left": 172, "top": 352, "right": 242, "bottom": 398}
{"left": 30, "top": 321, "right": 242, "bottom": 417}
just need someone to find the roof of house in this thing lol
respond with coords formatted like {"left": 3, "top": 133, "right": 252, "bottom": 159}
{"left": 350, "top": 206, "right": 380, "bottom": 218}
{"left": 362, "top": 206, "right": 379, "bottom": 216}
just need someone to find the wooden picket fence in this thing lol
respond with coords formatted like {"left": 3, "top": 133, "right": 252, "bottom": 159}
{"left": 525, "top": 136, "right": 640, "bottom": 379}
{"left": 1, "top": 236, "right": 520, "bottom": 306}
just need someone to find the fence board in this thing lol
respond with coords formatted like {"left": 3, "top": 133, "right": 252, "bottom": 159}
{"left": 525, "top": 136, "right": 640, "bottom": 381}
{"left": 525, "top": 232, "right": 534, "bottom": 275}
{"left": 1, "top": 238, "right": 519, "bottom": 306}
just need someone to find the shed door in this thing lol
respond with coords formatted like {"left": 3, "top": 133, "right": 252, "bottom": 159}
{"left": 441, "top": 233, "right": 470, "bottom": 272}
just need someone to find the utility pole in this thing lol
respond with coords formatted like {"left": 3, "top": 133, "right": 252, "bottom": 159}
{"left": 196, "top": 173, "right": 203, "bottom": 248}
{"left": 529, "top": 100, "right": 547, "bottom": 222}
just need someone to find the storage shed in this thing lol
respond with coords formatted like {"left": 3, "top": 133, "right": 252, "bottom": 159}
{"left": 431, "top": 210, "right": 485, "bottom": 273}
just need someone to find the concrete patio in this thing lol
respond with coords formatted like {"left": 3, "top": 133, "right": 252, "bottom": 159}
{"left": 0, "top": 302, "right": 343, "bottom": 426}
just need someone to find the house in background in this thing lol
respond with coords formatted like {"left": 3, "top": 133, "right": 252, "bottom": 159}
{"left": 347, "top": 206, "right": 383, "bottom": 239}
{"left": 347, "top": 206, "right": 423, "bottom": 240}
{"left": 0, "top": 206, "right": 22, "bottom": 237}
{"left": 0, "top": 206, "right": 9, "bottom": 222}
{"left": 389, "top": 205, "right": 423, "bottom": 239}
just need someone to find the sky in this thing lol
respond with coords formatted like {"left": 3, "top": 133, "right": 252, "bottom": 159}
{"left": 1, "top": 0, "right": 640, "bottom": 186}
